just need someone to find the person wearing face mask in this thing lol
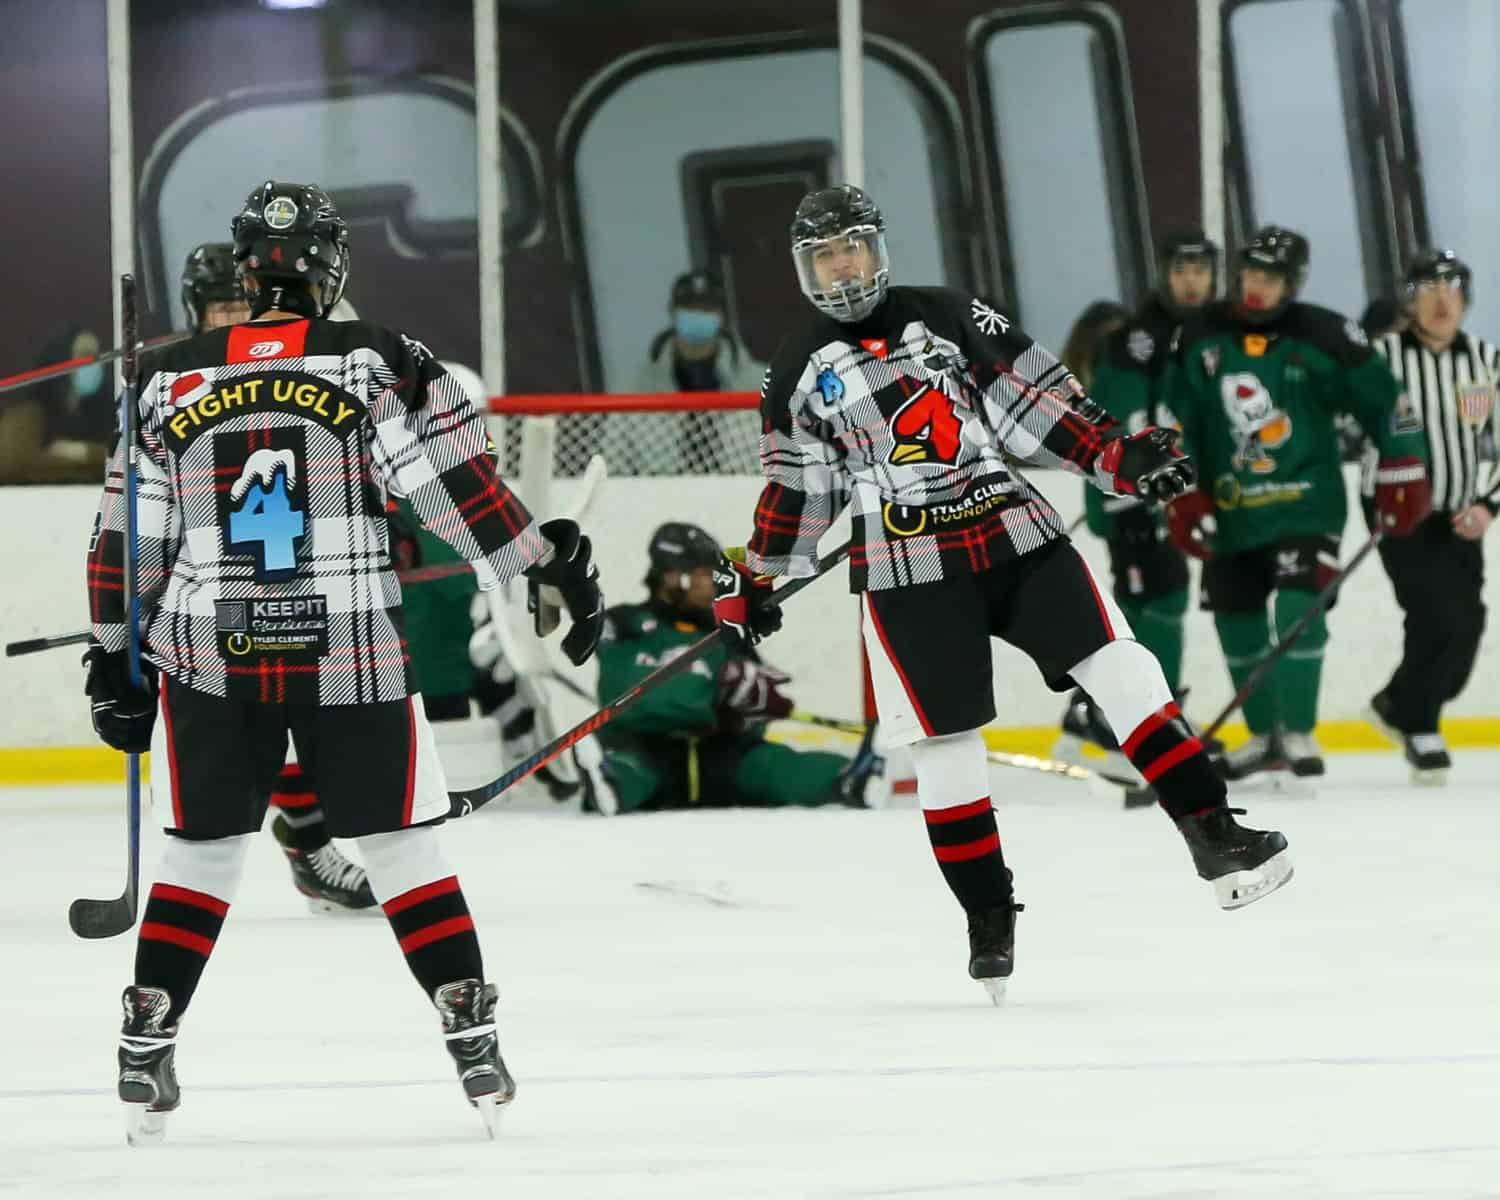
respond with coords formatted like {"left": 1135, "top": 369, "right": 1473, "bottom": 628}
{"left": 1165, "top": 226, "right": 1430, "bottom": 782}
{"left": 617, "top": 272, "right": 766, "bottom": 474}
{"left": 1361, "top": 251, "right": 1499, "bottom": 782}
{"left": 0, "top": 326, "right": 115, "bottom": 483}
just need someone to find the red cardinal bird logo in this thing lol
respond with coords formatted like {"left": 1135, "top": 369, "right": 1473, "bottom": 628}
{"left": 889, "top": 384, "right": 963, "bottom": 465}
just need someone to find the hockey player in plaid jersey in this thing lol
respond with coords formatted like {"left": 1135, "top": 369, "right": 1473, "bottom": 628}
{"left": 85, "top": 182, "right": 603, "bottom": 1141}
{"left": 713, "top": 186, "right": 1292, "bottom": 1001}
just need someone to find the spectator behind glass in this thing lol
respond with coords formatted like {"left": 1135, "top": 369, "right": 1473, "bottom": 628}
{"left": 0, "top": 326, "right": 114, "bottom": 484}
{"left": 632, "top": 271, "right": 765, "bottom": 394}
{"left": 1060, "top": 299, "right": 1130, "bottom": 390}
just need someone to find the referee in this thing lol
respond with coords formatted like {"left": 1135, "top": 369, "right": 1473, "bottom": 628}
{"left": 1362, "top": 250, "right": 1499, "bottom": 781}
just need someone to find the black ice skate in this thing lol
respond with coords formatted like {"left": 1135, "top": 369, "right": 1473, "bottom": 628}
{"left": 271, "top": 813, "right": 378, "bottom": 913}
{"left": 966, "top": 902, "right": 1024, "bottom": 1006}
{"left": 1054, "top": 690, "right": 1137, "bottom": 785}
{"left": 573, "top": 736, "right": 620, "bottom": 816}
{"left": 434, "top": 979, "right": 515, "bottom": 1138}
{"left": 1176, "top": 806, "right": 1292, "bottom": 910}
{"left": 118, "top": 986, "right": 179, "bottom": 1147}
{"left": 1367, "top": 692, "right": 1450, "bottom": 785}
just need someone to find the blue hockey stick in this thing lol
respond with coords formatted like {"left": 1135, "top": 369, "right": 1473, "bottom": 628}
{"left": 69, "top": 274, "right": 143, "bottom": 940}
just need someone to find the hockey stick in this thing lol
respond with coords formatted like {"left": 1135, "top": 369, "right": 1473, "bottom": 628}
{"left": 0, "top": 330, "right": 190, "bottom": 398}
{"left": 70, "top": 275, "right": 144, "bottom": 940}
{"left": 1201, "top": 528, "right": 1385, "bottom": 741}
{"left": 447, "top": 540, "right": 852, "bottom": 816}
{"left": 6, "top": 629, "right": 91, "bottom": 657}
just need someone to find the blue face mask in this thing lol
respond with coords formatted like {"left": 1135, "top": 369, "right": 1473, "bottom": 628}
{"left": 674, "top": 309, "right": 722, "bottom": 345}
{"left": 72, "top": 363, "right": 104, "bottom": 395}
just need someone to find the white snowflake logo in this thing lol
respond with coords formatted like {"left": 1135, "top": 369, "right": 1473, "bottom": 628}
{"left": 400, "top": 333, "right": 434, "bottom": 364}
{"left": 970, "top": 298, "right": 1010, "bottom": 338}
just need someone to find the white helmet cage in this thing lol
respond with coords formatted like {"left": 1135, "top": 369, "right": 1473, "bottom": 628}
{"left": 793, "top": 226, "right": 891, "bottom": 323}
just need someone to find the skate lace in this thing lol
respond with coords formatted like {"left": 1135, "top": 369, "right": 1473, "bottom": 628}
{"left": 308, "top": 845, "right": 367, "bottom": 892}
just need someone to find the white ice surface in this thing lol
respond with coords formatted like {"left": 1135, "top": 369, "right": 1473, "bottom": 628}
{"left": 2, "top": 751, "right": 1499, "bottom": 1199}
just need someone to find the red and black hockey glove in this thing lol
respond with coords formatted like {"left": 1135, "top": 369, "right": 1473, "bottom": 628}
{"left": 1373, "top": 457, "right": 1432, "bottom": 538}
{"left": 525, "top": 518, "right": 604, "bottom": 666}
{"left": 717, "top": 657, "right": 794, "bottom": 732}
{"left": 712, "top": 549, "right": 783, "bottom": 650}
{"left": 83, "top": 643, "right": 158, "bottom": 753}
{"left": 1096, "top": 427, "right": 1197, "bottom": 502}
{"left": 1166, "top": 489, "right": 1217, "bottom": 560}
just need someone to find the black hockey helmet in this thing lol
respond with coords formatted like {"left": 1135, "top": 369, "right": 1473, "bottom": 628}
{"left": 1403, "top": 248, "right": 1472, "bottom": 307}
{"left": 645, "top": 521, "right": 721, "bottom": 590}
{"left": 181, "top": 243, "right": 244, "bottom": 333}
{"left": 790, "top": 185, "right": 890, "bottom": 323}
{"left": 1237, "top": 225, "right": 1310, "bottom": 323}
{"left": 230, "top": 180, "right": 350, "bottom": 319}
{"left": 1158, "top": 228, "right": 1220, "bottom": 313}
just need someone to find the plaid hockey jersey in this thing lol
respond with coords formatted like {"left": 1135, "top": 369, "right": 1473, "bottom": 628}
{"left": 87, "top": 317, "right": 546, "bottom": 705}
{"left": 748, "top": 286, "right": 1120, "bottom": 591}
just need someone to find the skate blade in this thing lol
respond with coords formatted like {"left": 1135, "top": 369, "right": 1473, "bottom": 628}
{"left": 124, "top": 1104, "right": 168, "bottom": 1147}
{"left": 1213, "top": 848, "right": 1294, "bottom": 910}
{"left": 474, "top": 1093, "right": 502, "bottom": 1139}
{"left": 303, "top": 896, "right": 380, "bottom": 917}
{"left": 980, "top": 978, "right": 1006, "bottom": 1007}
{"left": 1410, "top": 766, "right": 1449, "bottom": 787}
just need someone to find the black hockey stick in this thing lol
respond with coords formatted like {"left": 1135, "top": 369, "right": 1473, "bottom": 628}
{"left": 0, "top": 329, "right": 190, "bottom": 397}
{"left": 70, "top": 275, "right": 144, "bottom": 941}
{"left": 1201, "top": 528, "right": 1384, "bottom": 741}
{"left": 6, "top": 629, "right": 91, "bottom": 657}
{"left": 448, "top": 541, "right": 852, "bottom": 816}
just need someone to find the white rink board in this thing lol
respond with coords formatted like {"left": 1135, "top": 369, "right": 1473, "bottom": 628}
{"left": 1, "top": 752, "right": 1498, "bottom": 1196}
{"left": 1, "top": 465, "right": 1494, "bottom": 748}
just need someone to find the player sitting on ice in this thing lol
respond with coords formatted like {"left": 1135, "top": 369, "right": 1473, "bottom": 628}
{"left": 712, "top": 185, "right": 1292, "bottom": 1004}
{"left": 85, "top": 182, "right": 603, "bottom": 1142}
{"left": 570, "top": 521, "right": 885, "bottom": 816}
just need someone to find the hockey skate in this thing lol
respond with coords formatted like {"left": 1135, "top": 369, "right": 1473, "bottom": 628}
{"left": 1366, "top": 692, "right": 1450, "bottom": 785}
{"left": 573, "top": 736, "right": 620, "bottom": 816}
{"left": 271, "top": 813, "right": 378, "bottom": 913}
{"left": 434, "top": 979, "right": 515, "bottom": 1138}
{"left": 118, "top": 986, "right": 179, "bottom": 1147}
{"left": 1279, "top": 731, "right": 1325, "bottom": 778}
{"left": 966, "top": 901, "right": 1024, "bottom": 1006}
{"left": 1176, "top": 806, "right": 1292, "bottom": 909}
{"left": 1053, "top": 690, "right": 1138, "bottom": 785}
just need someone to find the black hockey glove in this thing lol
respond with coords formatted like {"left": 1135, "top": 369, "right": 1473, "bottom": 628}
{"left": 1096, "top": 427, "right": 1196, "bottom": 503}
{"left": 525, "top": 518, "right": 604, "bottom": 666}
{"left": 712, "top": 549, "right": 783, "bottom": 650}
{"left": 83, "top": 643, "right": 158, "bottom": 753}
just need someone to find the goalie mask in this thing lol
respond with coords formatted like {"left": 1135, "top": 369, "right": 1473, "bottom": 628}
{"left": 790, "top": 185, "right": 891, "bottom": 323}
{"left": 231, "top": 180, "right": 351, "bottom": 320}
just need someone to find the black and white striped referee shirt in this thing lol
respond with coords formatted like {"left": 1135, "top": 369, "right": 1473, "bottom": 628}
{"left": 1361, "top": 329, "right": 1500, "bottom": 512}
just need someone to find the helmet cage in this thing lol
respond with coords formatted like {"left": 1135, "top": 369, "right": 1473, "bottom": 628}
{"left": 793, "top": 226, "right": 890, "bottom": 323}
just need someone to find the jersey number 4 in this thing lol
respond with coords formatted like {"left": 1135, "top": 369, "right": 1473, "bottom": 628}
{"left": 226, "top": 447, "right": 307, "bottom": 581}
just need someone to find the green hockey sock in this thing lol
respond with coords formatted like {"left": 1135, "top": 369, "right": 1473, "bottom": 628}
{"left": 1214, "top": 611, "right": 1277, "bottom": 735}
{"left": 1122, "top": 589, "right": 1188, "bottom": 693}
{"left": 1273, "top": 589, "right": 1327, "bottom": 734}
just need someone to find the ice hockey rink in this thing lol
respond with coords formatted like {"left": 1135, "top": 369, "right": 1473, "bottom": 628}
{"left": 2, "top": 750, "right": 1497, "bottom": 1199}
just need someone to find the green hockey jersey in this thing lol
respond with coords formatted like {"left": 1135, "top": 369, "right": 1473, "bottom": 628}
{"left": 1168, "top": 300, "right": 1423, "bottom": 553}
{"left": 595, "top": 601, "right": 735, "bottom": 742}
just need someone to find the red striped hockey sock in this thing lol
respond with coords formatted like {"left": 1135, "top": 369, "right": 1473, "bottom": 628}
{"left": 1121, "top": 701, "right": 1228, "bottom": 820}
{"left": 922, "top": 798, "right": 1013, "bottom": 913}
{"left": 134, "top": 883, "right": 230, "bottom": 1023}
{"left": 382, "top": 876, "right": 484, "bottom": 997}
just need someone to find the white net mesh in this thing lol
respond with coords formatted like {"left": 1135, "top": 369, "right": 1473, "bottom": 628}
{"left": 494, "top": 397, "right": 762, "bottom": 478}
